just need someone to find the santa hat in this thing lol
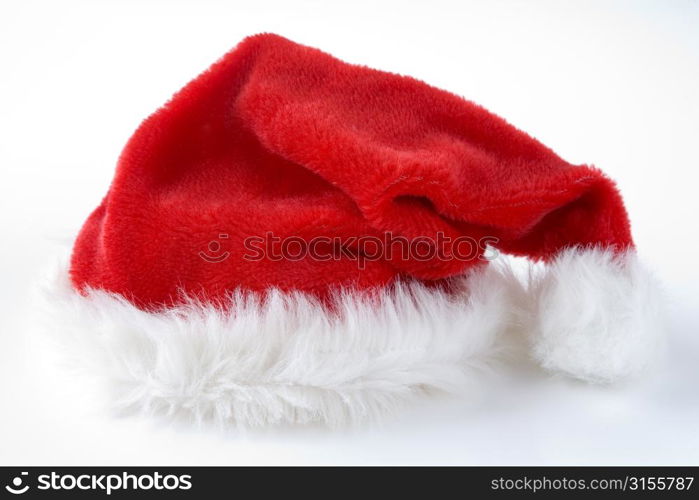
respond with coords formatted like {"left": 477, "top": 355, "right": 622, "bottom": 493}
{"left": 47, "top": 34, "right": 664, "bottom": 427}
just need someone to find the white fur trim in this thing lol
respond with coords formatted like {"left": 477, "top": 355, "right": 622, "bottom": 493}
{"left": 41, "top": 263, "right": 519, "bottom": 428}
{"left": 528, "top": 247, "right": 665, "bottom": 383}
{"left": 40, "top": 248, "right": 666, "bottom": 427}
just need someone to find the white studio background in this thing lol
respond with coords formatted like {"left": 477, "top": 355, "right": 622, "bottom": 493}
{"left": 1, "top": 0, "right": 698, "bottom": 465}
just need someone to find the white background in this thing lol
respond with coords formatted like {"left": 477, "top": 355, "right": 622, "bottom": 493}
{"left": 1, "top": 0, "right": 698, "bottom": 465}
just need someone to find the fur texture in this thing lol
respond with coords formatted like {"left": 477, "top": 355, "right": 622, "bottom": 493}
{"left": 528, "top": 248, "right": 665, "bottom": 383}
{"left": 41, "top": 248, "right": 664, "bottom": 427}
{"left": 43, "top": 262, "right": 519, "bottom": 428}
{"left": 51, "top": 34, "right": 662, "bottom": 427}
{"left": 69, "top": 33, "right": 633, "bottom": 308}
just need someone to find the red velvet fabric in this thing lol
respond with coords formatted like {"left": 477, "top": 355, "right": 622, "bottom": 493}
{"left": 70, "top": 34, "right": 633, "bottom": 308}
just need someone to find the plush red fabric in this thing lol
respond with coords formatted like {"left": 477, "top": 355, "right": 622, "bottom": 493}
{"left": 70, "top": 33, "right": 633, "bottom": 308}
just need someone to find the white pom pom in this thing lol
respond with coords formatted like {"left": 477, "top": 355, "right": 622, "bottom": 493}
{"left": 529, "top": 247, "right": 665, "bottom": 383}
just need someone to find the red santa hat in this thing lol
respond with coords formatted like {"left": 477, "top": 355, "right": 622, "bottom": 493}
{"left": 47, "top": 34, "right": 664, "bottom": 426}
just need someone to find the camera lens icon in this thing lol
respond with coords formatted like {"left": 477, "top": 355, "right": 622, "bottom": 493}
{"left": 199, "top": 233, "right": 230, "bottom": 263}
{"left": 5, "top": 472, "right": 29, "bottom": 495}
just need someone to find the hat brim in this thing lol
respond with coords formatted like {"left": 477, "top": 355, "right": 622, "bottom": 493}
{"left": 41, "top": 262, "right": 517, "bottom": 427}
{"left": 40, "top": 247, "right": 664, "bottom": 427}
